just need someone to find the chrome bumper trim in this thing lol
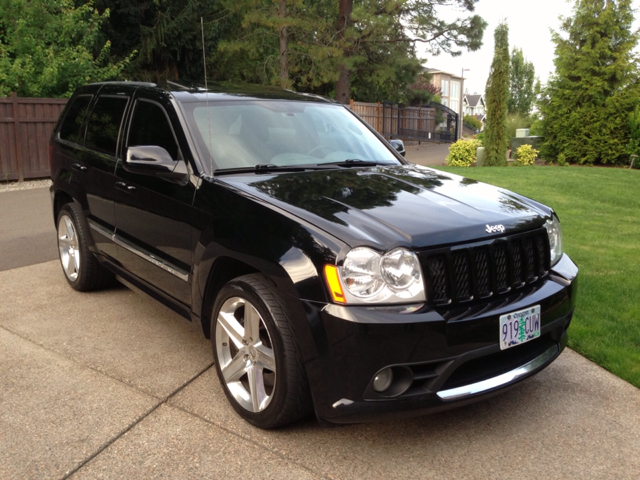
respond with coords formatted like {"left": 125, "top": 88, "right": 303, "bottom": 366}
{"left": 437, "top": 344, "right": 558, "bottom": 401}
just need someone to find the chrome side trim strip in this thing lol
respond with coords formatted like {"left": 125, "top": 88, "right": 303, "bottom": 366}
{"left": 113, "top": 235, "right": 190, "bottom": 282}
{"left": 88, "top": 219, "right": 189, "bottom": 282}
{"left": 88, "top": 219, "right": 113, "bottom": 240}
{"left": 437, "top": 344, "right": 558, "bottom": 401}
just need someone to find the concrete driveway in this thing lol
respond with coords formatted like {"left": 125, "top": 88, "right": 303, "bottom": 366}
{"left": 1, "top": 185, "right": 639, "bottom": 480}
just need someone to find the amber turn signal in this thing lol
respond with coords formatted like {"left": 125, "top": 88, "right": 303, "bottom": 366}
{"left": 324, "top": 264, "right": 346, "bottom": 304}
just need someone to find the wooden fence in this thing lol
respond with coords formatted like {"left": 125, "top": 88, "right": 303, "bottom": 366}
{"left": 349, "top": 100, "right": 456, "bottom": 142}
{"left": 0, "top": 93, "right": 67, "bottom": 181}
{"left": 1, "top": 95, "right": 450, "bottom": 182}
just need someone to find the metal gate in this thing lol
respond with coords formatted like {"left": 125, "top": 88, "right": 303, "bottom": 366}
{"left": 382, "top": 101, "right": 458, "bottom": 143}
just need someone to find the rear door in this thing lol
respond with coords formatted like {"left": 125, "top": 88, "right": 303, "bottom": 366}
{"left": 72, "top": 86, "right": 131, "bottom": 260}
{"left": 112, "top": 92, "right": 196, "bottom": 306}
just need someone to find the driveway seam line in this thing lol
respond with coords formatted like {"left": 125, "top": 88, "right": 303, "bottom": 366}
{"left": 60, "top": 361, "right": 215, "bottom": 479}
{"left": 0, "top": 323, "right": 213, "bottom": 401}
{"left": 165, "top": 403, "right": 330, "bottom": 480}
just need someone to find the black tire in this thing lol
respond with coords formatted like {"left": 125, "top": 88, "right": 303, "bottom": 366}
{"left": 56, "top": 203, "right": 113, "bottom": 291}
{"left": 211, "top": 273, "right": 312, "bottom": 428}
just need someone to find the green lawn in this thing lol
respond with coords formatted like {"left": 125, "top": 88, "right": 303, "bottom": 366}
{"left": 434, "top": 165, "right": 640, "bottom": 389}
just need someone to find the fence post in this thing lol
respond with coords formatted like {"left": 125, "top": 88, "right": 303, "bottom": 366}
{"left": 11, "top": 92, "right": 24, "bottom": 182}
{"left": 349, "top": 98, "right": 354, "bottom": 110}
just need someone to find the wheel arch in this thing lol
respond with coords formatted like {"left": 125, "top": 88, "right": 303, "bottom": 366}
{"left": 52, "top": 189, "right": 74, "bottom": 223}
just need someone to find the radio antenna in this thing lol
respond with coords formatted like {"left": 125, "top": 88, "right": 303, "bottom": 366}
{"left": 201, "top": 17, "right": 214, "bottom": 175}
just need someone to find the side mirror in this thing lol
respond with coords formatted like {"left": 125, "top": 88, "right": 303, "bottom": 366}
{"left": 125, "top": 146, "right": 188, "bottom": 182}
{"left": 390, "top": 139, "right": 405, "bottom": 157}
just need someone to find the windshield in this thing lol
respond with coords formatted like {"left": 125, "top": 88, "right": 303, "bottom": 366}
{"left": 182, "top": 100, "right": 402, "bottom": 173}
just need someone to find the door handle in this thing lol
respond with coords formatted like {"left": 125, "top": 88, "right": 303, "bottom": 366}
{"left": 115, "top": 181, "right": 136, "bottom": 193}
{"left": 71, "top": 163, "right": 87, "bottom": 172}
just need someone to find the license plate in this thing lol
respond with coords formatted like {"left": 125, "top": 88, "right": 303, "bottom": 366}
{"left": 500, "top": 305, "right": 541, "bottom": 350}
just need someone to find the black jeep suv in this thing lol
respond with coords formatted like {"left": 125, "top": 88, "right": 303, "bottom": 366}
{"left": 50, "top": 81, "right": 578, "bottom": 428}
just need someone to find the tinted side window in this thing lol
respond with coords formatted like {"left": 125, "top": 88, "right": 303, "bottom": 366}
{"left": 59, "top": 95, "right": 92, "bottom": 144}
{"left": 85, "top": 96, "right": 129, "bottom": 157}
{"left": 127, "top": 100, "right": 180, "bottom": 159}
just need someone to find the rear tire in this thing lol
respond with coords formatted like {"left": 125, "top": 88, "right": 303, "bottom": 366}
{"left": 56, "top": 203, "right": 113, "bottom": 291}
{"left": 211, "top": 274, "right": 312, "bottom": 428}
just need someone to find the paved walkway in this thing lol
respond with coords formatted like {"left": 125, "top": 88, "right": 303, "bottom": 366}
{"left": 404, "top": 142, "right": 451, "bottom": 166}
{"left": 1, "top": 186, "right": 640, "bottom": 480}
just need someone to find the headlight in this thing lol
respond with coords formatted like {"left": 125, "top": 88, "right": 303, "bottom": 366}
{"left": 545, "top": 215, "right": 563, "bottom": 266}
{"left": 330, "top": 247, "right": 426, "bottom": 304}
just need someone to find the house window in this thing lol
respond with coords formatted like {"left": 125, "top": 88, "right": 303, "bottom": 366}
{"left": 441, "top": 80, "right": 449, "bottom": 97}
{"left": 450, "top": 82, "right": 460, "bottom": 112}
{"left": 441, "top": 98, "right": 449, "bottom": 107}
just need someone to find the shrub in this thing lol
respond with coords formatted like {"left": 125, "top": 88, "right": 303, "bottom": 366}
{"left": 476, "top": 131, "right": 485, "bottom": 145}
{"left": 557, "top": 153, "right": 568, "bottom": 166}
{"left": 464, "top": 115, "right": 483, "bottom": 131}
{"left": 514, "top": 144, "right": 538, "bottom": 165}
{"left": 446, "top": 139, "right": 480, "bottom": 167}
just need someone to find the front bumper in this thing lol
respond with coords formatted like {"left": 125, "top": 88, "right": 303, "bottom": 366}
{"left": 303, "top": 254, "right": 578, "bottom": 424}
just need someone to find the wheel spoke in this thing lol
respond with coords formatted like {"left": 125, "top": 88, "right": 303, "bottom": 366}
{"left": 63, "top": 253, "right": 77, "bottom": 278}
{"left": 63, "top": 217, "right": 76, "bottom": 245}
{"left": 217, "top": 310, "right": 245, "bottom": 348}
{"left": 243, "top": 303, "right": 261, "bottom": 344}
{"left": 255, "top": 343, "right": 276, "bottom": 372}
{"left": 58, "top": 236, "right": 72, "bottom": 249}
{"left": 247, "top": 365, "right": 269, "bottom": 412}
{"left": 222, "top": 352, "right": 248, "bottom": 383}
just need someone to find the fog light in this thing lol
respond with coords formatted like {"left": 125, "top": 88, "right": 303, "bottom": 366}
{"left": 373, "top": 368, "right": 394, "bottom": 392}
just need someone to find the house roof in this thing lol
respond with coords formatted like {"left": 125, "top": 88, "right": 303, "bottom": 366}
{"left": 464, "top": 94, "right": 484, "bottom": 107}
{"left": 423, "top": 67, "right": 464, "bottom": 80}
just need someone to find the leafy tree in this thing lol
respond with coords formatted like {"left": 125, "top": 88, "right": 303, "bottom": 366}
{"left": 483, "top": 23, "right": 510, "bottom": 166}
{"left": 508, "top": 48, "right": 536, "bottom": 115}
{"left": 407, "top": 73, "right": 441, "bottom": 105}
{"left": 539, "top": 0, "right": 640, "bottom": 165}
{"left": 464, "top": 114, "right": 482, "bottom": 130}
{"left": 0, "top": 0, "right": 130, "bottom": 97}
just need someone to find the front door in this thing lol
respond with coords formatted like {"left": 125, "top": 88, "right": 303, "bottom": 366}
{"left": 113, "top": 96, "right": 195, "bottom": 307}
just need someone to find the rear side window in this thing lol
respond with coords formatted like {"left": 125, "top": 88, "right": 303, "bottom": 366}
{"left": 85, "top": 96, "right": 129, "bottom": 157}
{"left": 127, "top": 100, "right": 180, "bottom": 160}
{"left": 59, "top": 95, "right": 92, "bottom": 144}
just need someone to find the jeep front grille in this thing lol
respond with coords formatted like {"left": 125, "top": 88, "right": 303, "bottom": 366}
{"left": 419, "top": 228, "right": 550, "bottom": 306}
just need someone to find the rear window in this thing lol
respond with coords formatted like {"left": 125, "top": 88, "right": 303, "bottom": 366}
{"left": 59, "top": 95, "right": 93, "bottom": 144}
{"left": 85, "top": 96, "right": 129, "bottom": 157}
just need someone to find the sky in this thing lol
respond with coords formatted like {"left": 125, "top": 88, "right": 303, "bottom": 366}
{"left": 418, "top": 0, "right": 640, "bottom": 95}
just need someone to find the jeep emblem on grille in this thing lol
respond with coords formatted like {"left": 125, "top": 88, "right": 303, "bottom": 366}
{"left": 486, "top": 224, "right": 505, "bottom": 234}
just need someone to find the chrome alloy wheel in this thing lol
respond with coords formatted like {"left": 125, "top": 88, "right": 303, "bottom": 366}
{"left": 58, "top": 214, "right": 80, "bottom": 281}
{"left": 215, "top": 297, "right": 277, "bottom": 413}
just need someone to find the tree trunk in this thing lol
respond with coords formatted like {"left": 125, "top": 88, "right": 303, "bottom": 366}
{"left": 335, "top": 0, "right": 353, "bottom": 104}
{"left": 279, "top": 0, "right": 288, "bottom": 88}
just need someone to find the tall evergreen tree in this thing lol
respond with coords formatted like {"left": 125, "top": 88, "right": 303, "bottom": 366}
{"left": 483, "top": 23, "right": 510, "bottom": 166}
{"left": 539, "top": 0, "right": 640, "bottom": 164}
{"left": 216, "top": 0, "right": 485, "bottom": 102}
{"left": 91, "top": 0, "right": 229, "bottom": 82}
{"left": 508, "top": 47, "right": 536, "bottom": 115}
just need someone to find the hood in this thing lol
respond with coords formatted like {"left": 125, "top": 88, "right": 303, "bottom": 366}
{"left": 217, "top": 165, "right": 552, "bottom": 250}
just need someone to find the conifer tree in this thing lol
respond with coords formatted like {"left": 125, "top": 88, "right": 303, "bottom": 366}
{"left": 539, "top": 0, "right": 639, "bottom": 164}
{"left": 483, "top": 23, "right": 510, "bottom": 166}
{"left": 508, "top": 48, "right": 536, "bottom": 115}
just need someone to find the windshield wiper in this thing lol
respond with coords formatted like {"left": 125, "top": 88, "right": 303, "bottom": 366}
{"left": 213, "top": 164, "right": 331, "bottom": 176}
{"left": 321, "top": 159, "right": 392, "bottom": 168}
